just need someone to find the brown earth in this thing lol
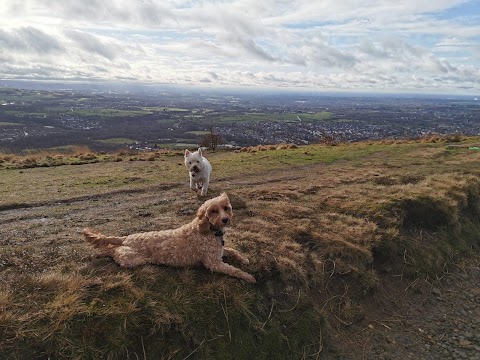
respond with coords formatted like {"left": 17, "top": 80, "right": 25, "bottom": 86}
{"left": 331, "top": 259, "right": 480, "bottom": 359}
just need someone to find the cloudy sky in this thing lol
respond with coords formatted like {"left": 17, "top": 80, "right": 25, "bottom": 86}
{"left": 0, "top": 0, "right": 479, "bottom": 94}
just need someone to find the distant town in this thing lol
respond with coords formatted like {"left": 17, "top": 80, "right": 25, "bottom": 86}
{"left": 0, "top": 83, "right": 479, "bottom": 152}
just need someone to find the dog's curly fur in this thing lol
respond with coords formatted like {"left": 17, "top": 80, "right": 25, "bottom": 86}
{"left": 84, "top": 193, "right": 255, "bottom": 283}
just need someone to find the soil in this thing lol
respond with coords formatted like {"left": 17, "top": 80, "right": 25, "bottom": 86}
{"left": 330, "top": 259, "right": 480, "bottom": 360}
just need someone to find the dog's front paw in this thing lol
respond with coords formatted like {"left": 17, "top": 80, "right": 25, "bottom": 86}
{"left": 244, "top": 273, "right": 256, "bottom": 284}
{"left": 241, "top": 257, "right": 250, "bottom": 265}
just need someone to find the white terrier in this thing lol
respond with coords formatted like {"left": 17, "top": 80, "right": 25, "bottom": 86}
{"left": 184, "top": 148, "right": 212, "bottom": 196}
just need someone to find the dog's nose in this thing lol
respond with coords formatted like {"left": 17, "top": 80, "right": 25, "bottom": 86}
{"left": 222, "top": 218, "right": 229, "bottom": 224}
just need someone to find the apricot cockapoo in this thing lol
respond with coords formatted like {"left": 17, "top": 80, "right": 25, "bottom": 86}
{"left": 84, "top": 193, "right": 255, "bottom": 283}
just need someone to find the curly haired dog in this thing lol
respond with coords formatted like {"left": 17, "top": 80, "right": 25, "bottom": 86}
{"left": 84, "top": 193, "right": 255, "bottom": 283}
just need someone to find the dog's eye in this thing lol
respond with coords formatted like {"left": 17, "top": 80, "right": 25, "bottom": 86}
{"left": 196, "top": 161, "right": 200, "bottom": 163}
{"left": 224, "top": 206, "right": 230, "bottom": 211}
{"left": 210, "top": 209, "right": 218, "bottom": 214}
{"left": 189, "top": 161, "right": 191, "bottom": 164}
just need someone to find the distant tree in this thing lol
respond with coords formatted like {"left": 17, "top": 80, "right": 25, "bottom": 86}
{"left": 199, "top": 128, "right": 224, "bottom": 150}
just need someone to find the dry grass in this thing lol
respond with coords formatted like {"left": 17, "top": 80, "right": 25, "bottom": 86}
{"left": 0, "top": 146, "right": 178, "bottom": 170}
{"left": 1, "top": 137, "right": 480, "bottom": 358}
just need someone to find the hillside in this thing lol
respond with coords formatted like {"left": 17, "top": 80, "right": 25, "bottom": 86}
{"left": 1, "top": 138, "right": 480, "bottom": 359}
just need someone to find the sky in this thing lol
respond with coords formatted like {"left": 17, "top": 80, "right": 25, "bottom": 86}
{"left": 0, "top": 0, "right": 479, "bottom": 94}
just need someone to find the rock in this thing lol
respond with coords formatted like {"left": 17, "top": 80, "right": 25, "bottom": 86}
{"left": 432, "top": 287, "right": 441, "bottom": 295}
{"left": 459, "top": 339, "right": 471, "bottom": 347}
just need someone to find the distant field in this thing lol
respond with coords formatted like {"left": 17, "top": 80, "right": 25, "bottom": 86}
{"left": 4, "top": 110, "right": 47, "bottom": 117}
{"left": 3, "top": 108, "right": 154, "bottom": 118}
{"left": 72, "top": 108, "right": 154, "bottom": 117}
{"left": 97, "top": 138, "right": 137, "bottom": 145}
{"left": 0, "top": 121, "right": 21, "bottom": 126}
{"left": 143, "top": 106, "right": 190, "bottom": 112}
{"left": 185, "top": 130, "right": 210, "bottom": 135}
{"left": 184, "top": 114, "right": 204, "bottom": 118}
{"left": 217, "top": 111, "right": 332, "bottom": 122}
{"left": 156, "top": 142, "right": 198, "bottom": 149}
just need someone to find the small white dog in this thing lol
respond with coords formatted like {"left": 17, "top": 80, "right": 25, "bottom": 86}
{"left": 184, "top": 148, "right": 212, "bottom": 196}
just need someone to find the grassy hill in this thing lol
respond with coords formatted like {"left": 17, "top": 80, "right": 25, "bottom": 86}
{"left": 1, "top": 137, "right": 480, "bottom": 359}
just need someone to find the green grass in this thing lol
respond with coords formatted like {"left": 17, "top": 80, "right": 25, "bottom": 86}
{"left": 212, "top": 142, "right": 397, "bottom": 177}
{"left": 155, "top": 142, "right": 199, "bottom": 149}
{"left": 97, "top": 138, "right": 138, "bottom": 145}
{"left": 143, "top": 107, "right": 190, "bottom": 112}
{"left": 0, "top": 121, "right": 21, "bottom": 126}
{"left": 185, "top": 131, "right": 210, "bottom": 135}
{"left": 3, "top": 110, "right": 47, "bottom": 117}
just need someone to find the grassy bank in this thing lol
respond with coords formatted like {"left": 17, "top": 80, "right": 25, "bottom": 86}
{"left": 1, "top": 137, "right": 480, "bottom": 358}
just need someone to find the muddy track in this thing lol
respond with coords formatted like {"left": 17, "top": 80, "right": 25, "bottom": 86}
{"left": 0, "top": 183, "right": 181, "bottom": 213}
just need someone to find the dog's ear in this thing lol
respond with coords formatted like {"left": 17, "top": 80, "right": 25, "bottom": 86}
{"left": 196, "top": 203, "right": 210, "bottom": 234}
{"left": 220, "top": 192, "right": 229, "bottom": 201}
{"left": 184, "top": 149, "right": 191, "bottom": 157}
{"left": 198, "top": 147, "right": 203, "bottom": 157}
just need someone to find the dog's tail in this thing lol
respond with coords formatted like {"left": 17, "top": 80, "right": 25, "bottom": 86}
{"left": 83, "top": 228, "right": 124, "bottom": 248}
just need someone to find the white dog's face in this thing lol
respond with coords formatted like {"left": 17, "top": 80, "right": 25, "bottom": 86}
{"left": 185, "top": 148, "right": 204, "bottom": 174}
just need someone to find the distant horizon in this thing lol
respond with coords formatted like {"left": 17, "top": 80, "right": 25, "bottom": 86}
{"left": 1, "top": 79, "right": 479, "bottom": 100}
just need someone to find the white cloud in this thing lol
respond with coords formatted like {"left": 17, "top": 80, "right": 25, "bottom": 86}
{"left": 0, "top": 0, "right": 478, "bottom": 93}
{"left": 64, "top": 30, "right": 121, "bottom": 61}
{"left": 0, "top": 27, "right": 64, "bottom": 55}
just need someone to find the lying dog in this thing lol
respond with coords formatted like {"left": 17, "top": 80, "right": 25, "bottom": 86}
{"left": 84, "top": 193, "right": 255, "bottom": 283}
{"left": 184, "top": 148, "right": 212, "bottom": 196}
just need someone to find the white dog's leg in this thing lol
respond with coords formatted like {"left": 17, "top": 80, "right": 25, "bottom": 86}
{"left": 190, "top": 177, "right": 197, "bottom": 192}
{"left": 200, "top": 179, "right": 209, "bottom": 196}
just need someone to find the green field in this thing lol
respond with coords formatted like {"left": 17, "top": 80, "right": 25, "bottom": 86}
{"left": 4, "top": 110, "right": 47, "bottom": 117}
{"left": 72, "top": 108, "right": 154, "bottom": 117}
{"left": 155, "top": 142, "right": 199, "bottom": 149}
{"left": 185, "top": 130, "right": 210, "bottom": 135}
{"left": 0, "top": 121, "right": 22, "bottom": 126}
{"left": 142, "top": 106, "right": 190, "bottom": 112}
{"left": 97, "top": 138, "right": 138, "bottom": 145}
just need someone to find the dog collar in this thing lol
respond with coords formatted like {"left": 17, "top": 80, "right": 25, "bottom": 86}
{"left": 213, "top": 229, "right": 225, "bottom": 246}
{"left": 208, "top": 220, "right": 225, "bottom": 246}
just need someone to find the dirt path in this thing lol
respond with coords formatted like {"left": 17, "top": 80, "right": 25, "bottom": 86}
{"left": 331, "top": 259, "right": 480, "bottom": 359}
